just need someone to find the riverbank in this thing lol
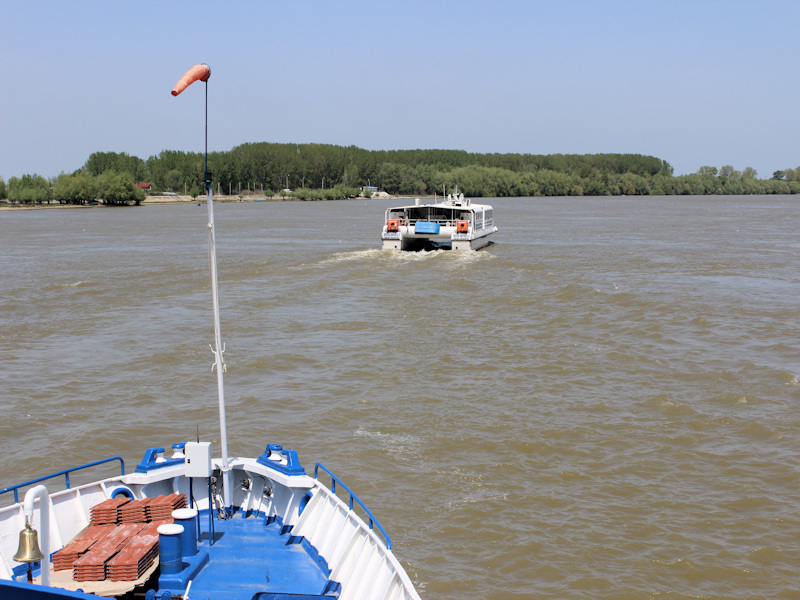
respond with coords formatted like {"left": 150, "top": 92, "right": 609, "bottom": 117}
{"left": 143, "top": 191, "right": 397, "bottom": 203}
{"left": 0, "top": 191, "right": 402, "bottom": 210}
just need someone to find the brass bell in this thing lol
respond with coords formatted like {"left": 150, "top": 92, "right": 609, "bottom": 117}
{"left": 14, "top": 521, "right": 44, "bottom": 564}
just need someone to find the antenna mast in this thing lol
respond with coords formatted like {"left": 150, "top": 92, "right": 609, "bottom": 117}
{"left": 172, "top": 64, "right": 233, "bottom": 513}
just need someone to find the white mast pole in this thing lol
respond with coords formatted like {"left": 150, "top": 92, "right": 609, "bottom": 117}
{"left": 173, "top": 64, "right": 233, "bottom": 514}
{"left": 203, "top": 73, "right": 234, "bottom": 513}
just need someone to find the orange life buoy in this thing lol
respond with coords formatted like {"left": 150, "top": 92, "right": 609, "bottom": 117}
{"left": 456, "top": 220, "right": 469, "bottom": 233}
{"left": 387, "top": 219, "right": 399, "bottom": 232}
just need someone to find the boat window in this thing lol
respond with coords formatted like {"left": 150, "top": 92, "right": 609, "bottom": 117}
{"left": 407, "top": 208, "right": 428, "bottom": 222}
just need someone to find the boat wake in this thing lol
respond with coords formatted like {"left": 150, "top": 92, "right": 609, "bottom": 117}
{"left": 354, "top": 426, "right": 426, "bottom": 464}
{"left": 318, "top": 249, "right": 384, "bottom": 264}
{"left": 319, "top": 247, "right": 497, "bottom": 266}
{"left": 44, "top": 280, "right": 99, "bottom": 290}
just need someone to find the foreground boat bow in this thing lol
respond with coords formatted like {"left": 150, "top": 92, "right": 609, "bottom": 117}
{"left": 1, "top": 443, "right": 421, "bottom": 599}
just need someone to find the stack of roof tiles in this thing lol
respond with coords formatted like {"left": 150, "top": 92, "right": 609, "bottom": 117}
{"left": 89, "top": 497, "right": 131, "bottom": 525}
{"left": 146, "top": 493, "right": 187, "bottom": 521}
{"left": 60, "top": 493, "right": 187, "bottom": 582}
{"left": 139, "top": 520, "right": 172, "bottom": 535}
{"left": 106, "top": 533, "right": 159, "bottom": 581}
{"left": 118, "top": 499, "right": 152, "bottom": 524}
{"left": 52, "top": 525, "right": 116, "bottom": 571}
{"left": 73, "top": 524, "right": 144, "bottom": 581}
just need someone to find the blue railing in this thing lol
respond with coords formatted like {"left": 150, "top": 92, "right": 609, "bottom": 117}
{"left": 314, "top": 463, "right": 391, "bottom": 550}
{"left": 0, "top": 457, "right": 125, "bottom": 504}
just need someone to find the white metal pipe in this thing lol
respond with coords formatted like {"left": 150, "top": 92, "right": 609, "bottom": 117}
{"left": 22, "top": 485, "right": 51, "bottom": 587}
{"left": 206, "top": 185, "right": 233, "bottom": 511}
{"left": 173, "top": 68, "right": 233, "bottom": 513}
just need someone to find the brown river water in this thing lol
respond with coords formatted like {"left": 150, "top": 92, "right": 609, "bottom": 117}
{"left": 1, "top": 195, "right": 799, "bottom": 599}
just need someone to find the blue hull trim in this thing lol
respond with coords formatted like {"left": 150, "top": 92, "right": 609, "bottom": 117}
{"left": 251, "top": 594, "right": 337, "bottom": 599}
{"left": 0, "top": 580, "right": 98, "bottom": 600}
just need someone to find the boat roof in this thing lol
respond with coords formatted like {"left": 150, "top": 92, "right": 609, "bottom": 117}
{"left": 387, "top": 195, "right": 493, "bottom": 212}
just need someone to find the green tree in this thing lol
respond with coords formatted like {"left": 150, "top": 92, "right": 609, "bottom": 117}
{"left": 723, "top": 178, "right": 744, "bottom": 194}
{"left": 53, "top": 173, "right": 95, "bottom": 204}
{"left": 8, "top": 173, "right": 50, "bottom": 204}
{"left": 163, "top": 169, "right": 183, "bottom": 192}
{"left": 0, "top": 177, "right": 6, "bottom": 200}
{"left": 84, "top": 151, "right": 147, "bottom": 180}
{"left": 536, "top": 169, "right": 573, "bottom": 196}
{"left": 96, "top": 171, "right": 145, "bottom": 206}
{"left": 741, "top": 167, "right": 757, "bottom": 179}
{"left": 12, "top": 143, "right": 797, "bottom": 203}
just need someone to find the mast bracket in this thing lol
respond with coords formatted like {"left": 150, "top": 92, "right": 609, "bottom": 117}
{"left": 209, "top": 343, "right": 227, "bottom": 373}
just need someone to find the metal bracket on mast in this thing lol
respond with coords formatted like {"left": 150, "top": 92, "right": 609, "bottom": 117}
{"left": 209, "top": 343, "right": 227, "bottom": 373}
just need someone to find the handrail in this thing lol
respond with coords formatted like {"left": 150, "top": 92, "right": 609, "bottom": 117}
{"left": 0, "top": 457, "right": 125, "bottom": 504}
{"left": 406, "top": 218, "right": 473, "bottom": 226}
{"left": 314, "top": 463, "right": 391, "bottom": 550}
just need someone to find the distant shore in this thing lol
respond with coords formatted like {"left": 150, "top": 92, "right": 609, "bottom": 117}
{"left": 141, "top": 190, "right": 397, "bottom": 203}
{"left": 0, "top": 191, "right": 401, "bottom": 210}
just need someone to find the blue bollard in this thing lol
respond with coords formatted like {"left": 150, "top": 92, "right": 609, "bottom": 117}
{"left": 157, "top": 524, "right": 184, "bottom": 574}
{"left": 172, "top": 508, "right": 199, "bottom": 557}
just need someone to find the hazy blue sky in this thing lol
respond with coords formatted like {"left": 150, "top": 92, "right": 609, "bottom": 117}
{"left": 1, "top": 0, "right": 798, "bottom": 181}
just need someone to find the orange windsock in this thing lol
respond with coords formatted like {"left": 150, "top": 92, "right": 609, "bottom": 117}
{"left": 171, "top": 64, "right": 211, "bottom": 96}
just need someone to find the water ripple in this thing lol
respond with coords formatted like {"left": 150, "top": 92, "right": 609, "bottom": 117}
{"left": 2, "top": 197, "right": 799, "bottom": 599}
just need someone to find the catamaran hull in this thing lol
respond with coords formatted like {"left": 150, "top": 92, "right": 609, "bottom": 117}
{"left": 381, "top": 228, "right": 496, "bottom": 251}
{"left": 452, "top": 231, "right": 495, "bottom": 251}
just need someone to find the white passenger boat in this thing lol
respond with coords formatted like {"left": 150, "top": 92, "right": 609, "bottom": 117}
{"left": 0, "top": 64, "right": 421, "bottom": 600}
{"left": 381, "top": 193, "right": 498, "bottom": 251}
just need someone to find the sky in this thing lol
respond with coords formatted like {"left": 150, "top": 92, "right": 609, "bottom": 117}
{"left": 1, "top": 0, "right": 798, "bottom": 181}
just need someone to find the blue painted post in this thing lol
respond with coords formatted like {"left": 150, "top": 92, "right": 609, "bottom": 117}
{"left": 172, "top": 508, "right": 198, "bottom": 556}
{"left": 157, "top": 524, "right": 184, "bottom": 574}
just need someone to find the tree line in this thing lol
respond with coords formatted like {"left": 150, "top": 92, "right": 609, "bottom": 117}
{"left": 2, "top": 171, "right": 145, "bottom": 206}
{"left": 2, "top": 144, "right": 798, "bottom": 205}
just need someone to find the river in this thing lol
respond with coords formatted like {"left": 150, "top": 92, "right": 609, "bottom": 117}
{"left": 1, "top": 195, "right": 798, "bottom": 599}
